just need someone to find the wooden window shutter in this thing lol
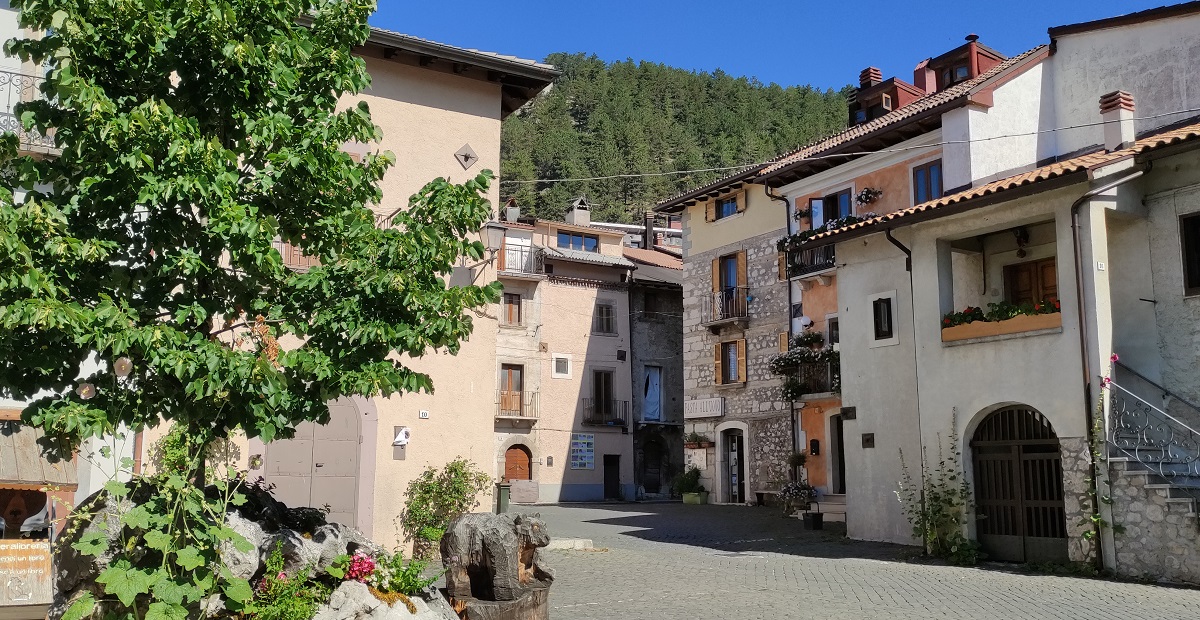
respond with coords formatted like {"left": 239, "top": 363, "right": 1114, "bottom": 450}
{"left": 735, "top": 191, "right": 747, "bottom": 214}
{"left": 736, "top": 339, "right": 747, "bottom": 383}
{"left": 778, "top": 332, "right": 789, "bottom": 352}
{"left": 711, "top": 258, "right": 720, "bottom": 293}
{"left": 777, "top": 252, "right": 787, "bottom": 281}
{"left": 713, "top": 343, "right": 724, "bottom": 385}
{"left": 736, "top": 250, "right": 748, "bottom": 288}
{"left": 706, "top": 200, "right": 716, "bottom": 222}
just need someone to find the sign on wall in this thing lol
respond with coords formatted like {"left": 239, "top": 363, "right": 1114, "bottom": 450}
{"left": 684, "top": 397, "right": 724, "bottom": 419}
{"left": 0, "top": 540, "right": 52, "bottom": 608}
{"left": 569, "top": 433, "right": 595, "bottom": 470}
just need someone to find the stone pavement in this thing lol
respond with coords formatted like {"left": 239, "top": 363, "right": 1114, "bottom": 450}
{"left": 524, "top": 502, "right": 1200, "bottom": 620}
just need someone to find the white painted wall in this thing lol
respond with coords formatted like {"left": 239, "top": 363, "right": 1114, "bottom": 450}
{"left": 965, "top": 62, "right": 1056, "bottom": 184}
{"left": 0, "top": 5, "right": 23, "bottom": 74}
{"left": 1050, "top": 14, "right": 1200, "bottom": 156}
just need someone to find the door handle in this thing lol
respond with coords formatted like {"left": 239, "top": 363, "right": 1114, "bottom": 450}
{"left": 315, "top": 463, "right": 324, "bottom": 468}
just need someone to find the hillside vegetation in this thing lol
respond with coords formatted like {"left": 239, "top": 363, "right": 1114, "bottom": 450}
{"left": 500, "top": 52, "right": 851, "bottom": 223}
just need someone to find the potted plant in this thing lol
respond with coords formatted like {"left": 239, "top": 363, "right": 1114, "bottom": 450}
{"left": 778, "top": 481, "right": 816, "bottom": 517}
{"left": 685, "top": 431, "right": 712, "bottom": 449}
{"left": 788, "top": 452, "right": 808, "bottom": 469}
{"left": 673, "top": 466, "right": 708, "bottom": 505}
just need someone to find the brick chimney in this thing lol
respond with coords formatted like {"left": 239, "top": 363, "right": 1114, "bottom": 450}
{"left": 859, "top": 66, "right": 882, "bottom": 89}
{"left": 913, "top": 59, "right": 935, "bottom": 94}
{"left": 565, "top": 196, "right": 591, "bottom": 227}
{"left": 1099, "top": 90, "right": 1136, "bottom": 151}
{"left": 643, "top": 211, "right": 656, "bottom": 249}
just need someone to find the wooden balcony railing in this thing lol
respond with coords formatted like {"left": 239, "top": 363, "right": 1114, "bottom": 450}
{"left": 496, "top": 390, "right": 539, "bottom": 420}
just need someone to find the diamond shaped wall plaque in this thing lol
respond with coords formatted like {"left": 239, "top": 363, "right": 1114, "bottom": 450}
{"left": 454, "top": 144, "right": 479, "bottom": 170}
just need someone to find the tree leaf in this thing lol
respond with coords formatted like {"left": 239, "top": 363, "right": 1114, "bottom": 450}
{"left": 221, "top": 577, "right": 254, "bottom": 604}
{"left": 143, "top": 529, "right": 173, "bottom": 552}
{"left": 71, "top": 531, "right": 108, "bottom": 557}
{"left": 145, "top": 601, "right": 189, "bottom": 620}
{"left": 174, "top": 546, "right": 205, "bottom": 571}
{"left": 60, "top": 592, "right": 95, "bottom": 620}
{"left": 152, "top": 577, "right": 202, "bottom": 606}
{"left": 97, "top": 563, "right": 155, "bottom": 607}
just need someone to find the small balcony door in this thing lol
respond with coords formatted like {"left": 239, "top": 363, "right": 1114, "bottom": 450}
{"left": 500, "top": 364, "right": 524, "bottom": 417}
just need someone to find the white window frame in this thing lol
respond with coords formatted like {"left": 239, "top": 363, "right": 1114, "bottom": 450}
{"left": 825, "top": 313, "right": 840, "bottom": 350}
{"left": 868, "top": 290, "right": 900, "bottom": 348}
{"left": 551, "top": 354, "right": 573, "bottom": 379}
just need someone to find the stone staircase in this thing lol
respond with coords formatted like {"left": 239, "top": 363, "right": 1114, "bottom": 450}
{"left": 813, "top": 493, "right": 846, "bottom": 523}
{"left": 1107, "top": 456, "right": 1199, "bottom": 519}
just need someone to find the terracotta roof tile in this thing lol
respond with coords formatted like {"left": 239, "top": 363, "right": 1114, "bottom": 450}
{"left": 623, "top": 247, "right": 683, "bottom": 270}
{"left": 800, "top": 120, "right": 1200, "bottom": 244}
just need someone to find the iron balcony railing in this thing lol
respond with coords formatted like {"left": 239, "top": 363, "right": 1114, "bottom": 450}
{"left": 498, "top": 245, "right": 545, "bottom": 275}
{"left": 702, "top": 286, "right": 749, "bottom": 325}
{"left": 582, "top": 398, "right": 629, "bottom": 428}
{"left": 496, "top": 390, "right": 539, "bottom": 419}
{"left": 0, "top": 70, "right": 55, "bottom": 151}
{"left": 795, "top": 362, "right": 841, "bottom": 396}
{"left": 788, "top": 245, "right": 836, "bottom": 278}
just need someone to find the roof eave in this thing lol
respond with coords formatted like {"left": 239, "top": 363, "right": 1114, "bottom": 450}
{"left": 653, "top": 166, "right": 765, "bottom": 213}
{"left": 1049, "top": 1, "right": 1200, "bottom": 38}
{"left": 364, "top": 28, "right": 560, "bottom": 84}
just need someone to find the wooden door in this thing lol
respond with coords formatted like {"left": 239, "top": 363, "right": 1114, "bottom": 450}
{"left": 971, "top": 406, "right": 1068, "bottom": 563}
{"left": 1005, "top": 258, "right": 1057, "bottom": 306}
{"left": 504, "top": 445, "right": 531, "bottom": 481}
{"left": 500, "top": 365, "right": 524, "bottom": 416}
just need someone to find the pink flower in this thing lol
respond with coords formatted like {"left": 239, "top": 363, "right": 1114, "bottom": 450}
{"left": 1101, "top": 377, "right": 1112, "bottom": 388}
{"left": 345, "top": 552, "right": 376, "bottom": 582}
{"left": 277, "top": 571, "right": 286, "bottom": 581}
{"left": 1110, "top": 353, "right": 1120, "bottom": 363}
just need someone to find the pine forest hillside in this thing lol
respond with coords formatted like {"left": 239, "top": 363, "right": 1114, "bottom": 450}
{"left": 500, "top": 52, "right": 852, "bottom": 223}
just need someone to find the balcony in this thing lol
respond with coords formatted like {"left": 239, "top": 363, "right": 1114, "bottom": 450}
{"left": 0, "top": 70, "right": 55, "bottom": 153}
{"left": 582, "top": 398, "right": 629, "bottom": 430}
{"left": 788, "top": 245, "right": 836, "bottom": 279}
{"left": 496, "top": 390, "right": 539, "bottom": 424}
{"left": 793, "top": 362, "right": 840, "bottom": 396}
{"left": 701, "top": 286, "right": 749, "bottom": 331}
{"left": 497, "top": 245, "right": 545, "bottom": 279}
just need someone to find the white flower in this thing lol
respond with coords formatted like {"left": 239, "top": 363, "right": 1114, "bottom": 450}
{"left": 114, "top": 357, "right": 133, "bottom": 378}
{"left": 76, "top": 383, "right": 97, "bottom": 400}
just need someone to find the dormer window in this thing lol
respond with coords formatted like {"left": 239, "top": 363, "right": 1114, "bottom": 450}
{"left": 942, "top": 65, "right": 970, "bottom": 87}
{"left": 881, "top": 94, "right": 893, "bottom": 111}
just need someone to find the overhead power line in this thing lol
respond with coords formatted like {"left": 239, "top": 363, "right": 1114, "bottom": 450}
{"left": 498, "top": 107, "right": 1200, "bottom": 186}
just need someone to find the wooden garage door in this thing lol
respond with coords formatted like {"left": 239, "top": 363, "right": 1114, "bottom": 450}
{"left": 265, "top": 400, "right": 360, "bottom": 527}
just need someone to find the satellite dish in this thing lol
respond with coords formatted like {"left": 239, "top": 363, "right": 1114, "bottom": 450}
{"left": 799, "top": 315, "right": 814, "bottom": 328}
{"left": 393, "top": 427, "right": 411, "bottom": 447}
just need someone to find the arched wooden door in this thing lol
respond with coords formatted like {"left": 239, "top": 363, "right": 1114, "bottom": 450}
{"left": 971, "top": 406, "right": 1068, "bottom": 563}
{"left": 504, "top": 445, "right": 532, "bottom": 482}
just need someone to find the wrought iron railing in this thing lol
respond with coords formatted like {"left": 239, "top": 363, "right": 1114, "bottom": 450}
{"left": 582, "top": 398, "right": 629, "bottom": 428}
{"left": 498, "top": 245, "right": 545, "bottom": 275}
{"left": 496, "top": 390, "right": 539, "bottom": 419}
{"left": 794, "top": 362, "right": 840, "bottom": 396}
{"left": 0, "top": 70, "right": 55, "bottom": 151}
{"left": 787, "top": 245, "right": 836, "bottom": 278}
{"left": 1107, "top": 378, "right": 1200, "bottom": 491}
{"left": 701, "top": 286, "right": 749, "bottom": 325}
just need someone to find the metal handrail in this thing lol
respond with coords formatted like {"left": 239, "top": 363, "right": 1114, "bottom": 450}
{"left": 788, "top": 245, "right": 836, "bottom": 278}
{"left": 1115, "top": 360, "right": 1200, "bottom": 414}
{"left": 1107, "top": 380, "right": 1200, "bottom": 482}
{"left": 498, "top": 245, "right": 545, "bottom": 274}
{"left": 0, "top": 69, "right": 55, "bottom": 150}
{"left": 582, "top": 398, "right": 629, "bottom": 427}
{"left": 702, "top": 286, "right": 749, "bottom": 324}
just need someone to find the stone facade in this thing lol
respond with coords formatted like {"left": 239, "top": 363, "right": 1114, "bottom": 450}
{"left": 1058, "top": 437, "right": 1098, "bottom": 564}
{"left": 681, "top": 226, "right": 793, "bottom": 502}
{"left": 1109, "top": 467, "right": 1200, "bottom": 584}
{"left": 629, "top": 282, "right": 684, "bottom": 498}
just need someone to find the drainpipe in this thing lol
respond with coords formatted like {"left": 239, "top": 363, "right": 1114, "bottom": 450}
{"left": 765, "top": 186, "right": 800, "bottom": 474}
{"left": 1069, "top": 165, "right": 1146, "bottom": 570}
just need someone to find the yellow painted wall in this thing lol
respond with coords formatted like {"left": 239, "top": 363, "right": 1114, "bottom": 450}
{"left": 685, "top": 184, "right": 786, "bottom": 256}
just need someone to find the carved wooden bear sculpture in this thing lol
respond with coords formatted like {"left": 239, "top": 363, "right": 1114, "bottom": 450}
{"left": 441, "top": 513, "right": 554, "bottom": 620}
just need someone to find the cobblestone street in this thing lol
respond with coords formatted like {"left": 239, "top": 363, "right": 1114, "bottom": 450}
{"left": 532, "top": 503, "right": 1200, "bottom": 620}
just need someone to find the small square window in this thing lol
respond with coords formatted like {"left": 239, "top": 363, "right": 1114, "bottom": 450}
{"left": 552, "top": 354, "right": 572, "bottom": 379}
{"left": 716, "top": 196, "right": 739, "bottom": 219}
{"left": 791, "top": 303, "right": 805, "bottom": 319}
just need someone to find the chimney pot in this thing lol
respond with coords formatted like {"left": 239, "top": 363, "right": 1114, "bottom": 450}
{"left": 1099, "top": 90, "right": 1136, "bottom": 151}
{"left": 565, "top": 197, "right": 592, "bottom": 227}
{"left": 965, "top": 33, "right": 980, "bottom": 42}
{"left": 859, "top": 66, "right": 883, "bottom": 89}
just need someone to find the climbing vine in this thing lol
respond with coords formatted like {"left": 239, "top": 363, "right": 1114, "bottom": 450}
{"left": 896, "top": 417, "right": 980, "bottom": 565}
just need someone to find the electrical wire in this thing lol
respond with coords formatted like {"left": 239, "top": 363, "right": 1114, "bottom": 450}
{"left": 498, "top": 107, "right": 1200, "bottom": 185}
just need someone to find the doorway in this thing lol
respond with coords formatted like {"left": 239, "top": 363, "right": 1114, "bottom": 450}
{"left": 723, "top": 429, "right": 745, "bottom": 503}
{"left": 504, "top": 445, "right": 532, "bottom": 482}
{"left": 603, "top": 455, "right": 621, "bottom": 499}
{"left": 499, "top": 364, "right": 524, "bottom": 417}
{"left": 264, "top": 399, "right": 360, "bottom": 526}
{"left": 971, "top": 406, "right": 1068, "bottom": 563}
{"left": 641, "top": 436, "right": 664, "bottom": 494}
{"left": 831, "top": 414, "right": 847, "bottom": 494}
{"left": 643, "top": 366, "right": 662, "bottom": 422}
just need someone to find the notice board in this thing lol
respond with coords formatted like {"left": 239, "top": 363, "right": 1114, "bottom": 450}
{"left": 569, "top": 433, "right": 595, "bottom": 470}
{"left": 0, "top": 540, "right": 52, "bottom": 608}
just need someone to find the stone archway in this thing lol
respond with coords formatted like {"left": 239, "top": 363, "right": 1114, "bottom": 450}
{"left": 970, "top": 405, "right": 1068, "bottom": 563}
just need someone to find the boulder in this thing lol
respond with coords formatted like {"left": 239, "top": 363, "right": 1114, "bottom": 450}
{"left": 223, "top": 512, "right": 266, "bottom": 580}
{"left": 313, "top": 582, "right": 458, "bottom": 620}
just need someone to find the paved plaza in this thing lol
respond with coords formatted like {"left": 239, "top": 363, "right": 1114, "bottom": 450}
{"left": 530, "top": 503, "right": 1200, "bottom": 620}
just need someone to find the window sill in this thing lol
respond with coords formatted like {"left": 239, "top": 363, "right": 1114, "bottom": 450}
{"left": 714, "top": 382, "right": 746, "bottom": 390}
{"left": 591, "top": 332, "right": 620, "bottom": 337}
{"left": 499, "top": 324, "right": 528, "bottom": 330}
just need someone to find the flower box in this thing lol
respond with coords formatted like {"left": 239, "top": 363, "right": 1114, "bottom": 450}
{"left": 682, "top": 491, "right": 709, "bottom": 505}
{"left": 941, "top": 312, "right": 1062, "bottom": 342}
{"left": 684, "top": 442, "right": 700, "bottom": 449}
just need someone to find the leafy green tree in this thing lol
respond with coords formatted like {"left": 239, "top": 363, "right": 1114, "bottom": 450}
{"left": 0, "top": 1, "right": 499, "bottom": 617}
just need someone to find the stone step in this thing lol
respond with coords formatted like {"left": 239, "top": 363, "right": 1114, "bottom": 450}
{"left": 818, "top": 493, "right": 846, "bottom": 505}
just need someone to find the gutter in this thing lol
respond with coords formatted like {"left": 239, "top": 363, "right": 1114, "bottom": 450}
{"left": 1068, "top": 165, "right": 1146, "bottom": 571}
{"left": 765, "top": 186, "right": 801, "bottom": 470}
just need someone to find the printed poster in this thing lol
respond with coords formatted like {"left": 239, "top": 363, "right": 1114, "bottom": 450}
{"left": 569, "top": 433, "right": 595, "bottom": 470}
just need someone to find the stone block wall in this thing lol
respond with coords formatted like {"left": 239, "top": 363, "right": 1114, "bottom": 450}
{"left": 1059, "top": 437, "right": 1098, "bottom": 564}
{"left": 1109, "top": 467, "right": 1200, "bottom": 584}
{"left": 681, "top": 227, "right": 792, "bottom": 500}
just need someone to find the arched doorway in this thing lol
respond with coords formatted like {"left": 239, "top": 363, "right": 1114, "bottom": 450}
{"left": 970, "top": 406, "right": 1068, "bottom": 563}
{"left": 722, "top": 428, "right": 745, "bottom": 504}
{"left": 264, "top": 399, "right": 361, "bottom": 527}
{"left": 504, "top": 445, "right": 532, "bottom": 482}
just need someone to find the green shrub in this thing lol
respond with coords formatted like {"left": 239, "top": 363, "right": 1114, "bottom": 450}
{"left": 398, "top": 458, "right": 491, "bottom": 556}
{"left": 248, "top": 546, "right": 329, "bottom": 620}
{"left": 672, "top": 466, "right": 704, "bottom": 495}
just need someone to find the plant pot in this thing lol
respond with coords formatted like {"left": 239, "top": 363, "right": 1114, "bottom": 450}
{"left": 682, "top": 492, "right": 709, "bottom": 505}
{"left": 699, "top": 441, "right": 713, "bottom": 448}
{"left": 802, "top": 512, "right": 824, "bottom": 530}
{"left": 684, "top": 442, "right": 699, "bottom": 449}
{"left": 941, "top": 312, "right": 1062, "bottom": 342}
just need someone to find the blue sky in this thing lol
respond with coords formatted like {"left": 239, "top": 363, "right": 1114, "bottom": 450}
{"left": 373, "top": 0, "right": 1169, "bottom": 89}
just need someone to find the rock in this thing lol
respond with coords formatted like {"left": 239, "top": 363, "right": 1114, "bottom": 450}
{"left": 223, "top": 512, "right": 266, "bottom": 580}
{"left": 53, "top": 490, "right": 133, "bottom": 594}
{"left": 314, "top": 581, "right": 382, "bottom": 620}
{"left": 311, "top": 522, "right": 383, "bottom": 571}
{"left": 266, "top": 528, "right": 325, "bottom": 575}
{"left": 441, "top": 512, "right": 553, "bottom": 619}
